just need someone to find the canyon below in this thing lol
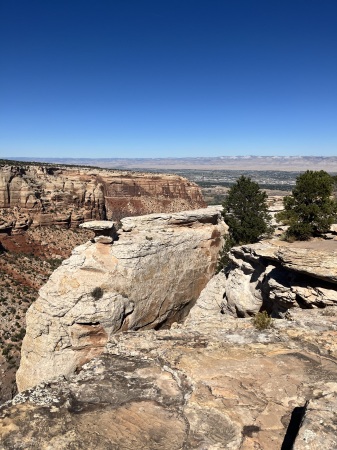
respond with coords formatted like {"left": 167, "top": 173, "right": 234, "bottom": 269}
{"left": 0, "top": 162, "right": 337, "bottom": 449}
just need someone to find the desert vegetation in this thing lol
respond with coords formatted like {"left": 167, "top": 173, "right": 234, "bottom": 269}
{"left": 252, "top": 311, "right": 274, "bottom": 330}
{"left": 217, "top": 176, "right": 273, "bottom": 271}
{"left": 277, "top": 170, "right": 337, "bottom": 240}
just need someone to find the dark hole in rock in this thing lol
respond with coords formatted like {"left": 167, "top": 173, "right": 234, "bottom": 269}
{"left": 281, "top": 401, "right": 308, "bottom": 450}
{"left": 242, "top": 425, "right": 260, "bottom": 437}
{"left": 76, "top": 321, "right": 100, "bottom": 326}
{"left": 295, "top": 294, "right": 313, "bottom": 309}
{"left": 235, "top": 305, "right": 245, "bottom": 318}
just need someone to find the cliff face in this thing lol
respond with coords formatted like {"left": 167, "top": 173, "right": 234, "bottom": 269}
{"left": 0, "top": 164, "right": 205, "bottom": 233}
{"left": 16, "top": 206, "right": 226, "bottom": 392}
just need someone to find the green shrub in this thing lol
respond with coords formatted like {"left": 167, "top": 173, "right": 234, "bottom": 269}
{"left": 92, "top": 287, "right": 103, "bottom": 300}
{"left": 252, "top": 311, "right": 273, "bottom": 330}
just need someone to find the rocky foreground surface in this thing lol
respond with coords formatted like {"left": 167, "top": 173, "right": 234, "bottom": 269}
{"left": 1, "top": 207, "right": 337, "bottom": 448}
{"left": 0, "top": 163, "right": 204, "bottom": 233}
{"left": 1, "top": 284, "right": 337, "bottom": 449}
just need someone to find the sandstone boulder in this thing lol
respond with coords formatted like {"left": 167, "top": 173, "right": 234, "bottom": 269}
{"left": 16, "top": 206, "right": 226, "bottom": 391}
{"left": 79, "top": 220, "right": 117, "bottom": 238}
{"left": 224, "top": 240, "right": 337, "bottom": 317}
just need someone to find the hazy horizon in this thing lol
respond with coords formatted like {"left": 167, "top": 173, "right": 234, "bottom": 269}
{"left": 4, "top": 154, "right": 337, "bottom": 173}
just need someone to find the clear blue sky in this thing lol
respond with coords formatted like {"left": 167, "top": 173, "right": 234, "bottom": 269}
{"left": 1, "top": 0, "right": 336, "bottom": 158}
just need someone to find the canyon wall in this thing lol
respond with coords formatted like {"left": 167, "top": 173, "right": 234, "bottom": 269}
{"left": 16, "top": 206, "right": 226, "bottom": 391}
{"left": 0, "top": 164, "right": 205, "bottom": 233}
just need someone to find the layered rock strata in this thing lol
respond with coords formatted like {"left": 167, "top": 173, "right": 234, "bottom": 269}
{"left": 16, "top": 206, "right": 225, "bottom": 391}
{"left": 224, "top": 240, "right": 337, "bottom": 317}
{"left": 0, "top": 164, "right": 205, "bottom": 233}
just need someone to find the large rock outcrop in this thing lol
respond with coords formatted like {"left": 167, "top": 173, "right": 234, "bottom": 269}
{"left": 224, "top": 240, "right": 337, "bottom": 317}
{"left": 16, "top": 206, "right": 225, "bottom": 391}
{"left": 0, "top": 164, "right": 205, "bottom": 233}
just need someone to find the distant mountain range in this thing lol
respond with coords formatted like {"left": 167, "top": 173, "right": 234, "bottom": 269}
{"left": 4, "top": 156, "right": 337, "bottom": 172}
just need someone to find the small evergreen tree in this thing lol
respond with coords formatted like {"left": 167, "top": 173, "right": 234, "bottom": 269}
{"left": 217, "top": 176, "right": 272, "bottom": 271}
{"left": 222, "top": 176, "right": 273, "bottom": 245}
{"left": 277, "top": 170, "right": 337, "bottom": 240}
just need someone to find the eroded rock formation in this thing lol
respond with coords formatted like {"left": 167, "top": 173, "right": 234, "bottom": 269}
{"left": 0, "top": 164, "right": 205, "bottom": 233}
{"left": 224, "top": 240, "right": 337, "bottom": 317}
{"left": 16, "top": 206, "right": 225, "bottom": 391}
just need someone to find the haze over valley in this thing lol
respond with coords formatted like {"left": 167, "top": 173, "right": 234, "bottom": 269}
{"left": 8, "top": 155, "right": 337, "bottom": 172}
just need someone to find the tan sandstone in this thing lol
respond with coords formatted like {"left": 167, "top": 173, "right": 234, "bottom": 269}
{"left": 16, "top": 206, "right": 226, "bottom": 391}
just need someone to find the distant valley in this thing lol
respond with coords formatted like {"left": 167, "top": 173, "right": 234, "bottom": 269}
{"left": 7, "top": 155, "right": 337, "bottom": 171}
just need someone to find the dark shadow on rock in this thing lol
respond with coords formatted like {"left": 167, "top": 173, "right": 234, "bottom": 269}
{"left": 281, "top": 401, "right": 308, "bottom": 450}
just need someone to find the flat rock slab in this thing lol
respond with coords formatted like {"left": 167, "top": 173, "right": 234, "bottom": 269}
{"left": 80, "top": 221, "right": 117, "bottom": 237}
{"left": 235, "top": 241, "right": 337, "bottom": 283}
{"left": 80, "top": 221, "right": 116, "bottom": 231}
{"left": 2, "top": 311, "right": 337, "bottom": 449}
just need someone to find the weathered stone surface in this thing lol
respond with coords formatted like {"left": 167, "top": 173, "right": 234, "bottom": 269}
{"left": 250, "top": 242, "right": 337, "bottom": 283}
{"left": 224, "top": 240, "right": 337, "bottom": 317}
{"left": 2, "top": 305, "right": 337, "bottom": 449}
{"left": 16, "top": 206, "right": 225, "bottom": 391}
{"left": 93, "top": 235, "right": 113, "bottom": 244}
{"left": 79, "top": 220, "right": 117, "bottom": 238}
{"left": 0, "top": 164, "right": 205, "bottom": 233}
{"left": 184, "top": 271, "right": 229, "bottom": 327}
{"left": 79, "top": 220, "right": 116, "bottom": 231}
{"left": 3, "top": 202, "right": 337, "bottom": 448}
{"left": 294, "top": 391, "right": 337, "bottom": 449}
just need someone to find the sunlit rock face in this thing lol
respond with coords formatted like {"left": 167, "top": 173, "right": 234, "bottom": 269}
{"left": 16, "top": 206, "right": 226, "bottom": 391}
{"left": 0, "top": 164, "right": 205, "bottom": 233}
{"left": 223, "top": 240, "right": 337, "bottom": 317}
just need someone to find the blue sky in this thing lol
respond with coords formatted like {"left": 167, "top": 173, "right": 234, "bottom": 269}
{"left": 1, "top": 0, "right": 336, "bottom": 158}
